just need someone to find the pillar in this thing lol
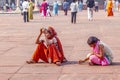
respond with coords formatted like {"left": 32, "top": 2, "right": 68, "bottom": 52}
{"left": 4, "top": 0, "right": 6, "bottom": 11}
{"left": 15, "top": 0, "right": 21, "bottom": 13}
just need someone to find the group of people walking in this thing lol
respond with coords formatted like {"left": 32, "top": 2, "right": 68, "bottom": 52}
{"left": 21, "top": 0, "right": 116, "bottom": 23}
{"left": 86, "top": 0, "right": 114, "bottom": 21}
{"left": 26, "top": 26, "right": 113, "bottom": 66}
{"left": 39, "top": 0, "right": 59, "bottom": 17}
{"left": 68, "top": 0, "right": 115, "bottom": 23}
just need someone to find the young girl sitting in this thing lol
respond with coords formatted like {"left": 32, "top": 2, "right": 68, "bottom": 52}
{"left": 79, "top": 36, "right": 113, "bottom": 66}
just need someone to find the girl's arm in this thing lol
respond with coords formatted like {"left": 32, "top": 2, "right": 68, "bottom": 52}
{"left": 79, "top": 52, "right": 93, "bottom": 64}
{"left": 94, "top": 44, "right": 104, "bottom": 59}
{"left": 79, "top": 57, "right": 89, "bottom": 64}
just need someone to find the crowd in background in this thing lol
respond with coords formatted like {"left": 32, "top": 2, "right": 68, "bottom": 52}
{"left": 5, "top": 0, "right": 118, "bottom": 23}
{"left": 20, "top": 0, "right": 120, "bottom": 23}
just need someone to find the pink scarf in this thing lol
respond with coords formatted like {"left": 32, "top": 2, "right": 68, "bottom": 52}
{"left": 93, "top": 41, "right": 100, "bottom": 54}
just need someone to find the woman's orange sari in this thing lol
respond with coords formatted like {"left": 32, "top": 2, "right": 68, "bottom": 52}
{"left": 32, "top": 27, "right": 66, "bottom": 63}
{"left": 106, "top": 0, "right": 113, "bottom": 16}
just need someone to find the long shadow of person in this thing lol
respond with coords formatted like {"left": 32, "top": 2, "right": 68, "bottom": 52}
{"left": 61, "top": 61, "right": 120, "bottom": 66}
{"left": 110, "top": 62, "right": 120, "bottom": 66}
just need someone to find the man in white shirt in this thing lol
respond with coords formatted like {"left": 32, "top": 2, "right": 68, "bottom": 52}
{"left": 70, "top": 0, "right": 78, "bottom": 24}
{"left": 22, "top": 0, "right": 29, "bottom": 22}
{"left": 86, "top": 0, "right": 95, "bottom": 21}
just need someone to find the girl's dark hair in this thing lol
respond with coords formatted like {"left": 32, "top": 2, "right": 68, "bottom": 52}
{"left": 87, "top": 36, "right": 100, "bottom": 45}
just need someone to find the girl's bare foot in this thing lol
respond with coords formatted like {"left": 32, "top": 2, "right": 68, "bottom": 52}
{"left": 89, "top": 62, "right": 94, "bottom": 66}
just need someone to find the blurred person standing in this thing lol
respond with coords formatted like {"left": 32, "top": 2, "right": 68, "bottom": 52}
{"left": 41, "top": 0, "right": 48, "bottom": 17}
{"left": 78, "top": 0, "right": 83, "bottom": 12}
{"left": 95, "top": 1, "right": 99, "bottom": 12}
{"left": 115, "top": 0, "right": 119, "bottom": 11}
{"left": 28, "top": 0, "right": 34, "bottom": 20}
{"left": 104, "top": 0, "right": 107, "bottom": 11}
{"left": 22, "top": 0, "right": 29, "bottom": 22}
{"left": 106, "top": 0, "right": 114, "bottom": 16}
{"left": 70, "top": 0, "right": 78, "bottom": 24}
{"left": 53, "top": 1, "right": 59, "bottom": 16}
{"left": 46, "top": 1, "right": 52, "bottom": 17}
{"left": 118, "top": 2, "right": 120, "bottom": 11}
{"left": 47, "top": 5, "right": 52, "bottom": 17}
{"left": 86, "top": 0, "right": 95, "bottom": 21}
{"left": 63, "top": 0, "right": 69, "bottom": 15}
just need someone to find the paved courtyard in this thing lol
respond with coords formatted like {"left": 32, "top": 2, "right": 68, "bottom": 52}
{"left": 0, "top": 10, "right": 120, "bottom": 80}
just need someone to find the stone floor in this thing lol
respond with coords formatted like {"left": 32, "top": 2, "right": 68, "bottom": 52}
{"left": 0, "top": 10, "right": 120, "bottom": 80}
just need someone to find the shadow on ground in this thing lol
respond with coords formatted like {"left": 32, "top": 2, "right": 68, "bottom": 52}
{"left": 61, "top": 61, "right": 120, "bottom": 66}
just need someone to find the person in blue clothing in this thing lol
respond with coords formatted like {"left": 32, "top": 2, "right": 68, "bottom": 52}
{"left": 63, "top": 0, "right": 69, "bottom": 15}
{"left": 78, "top": 0, "right": 83, "bottom": 12}
{"left": 104, "top": 0, "right": 107, "bottom": 11}
{"left": 53, "top": 1, "right": 59, "bottom": 16}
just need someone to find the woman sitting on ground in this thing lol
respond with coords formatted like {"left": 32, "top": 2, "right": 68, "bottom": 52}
{"left": 26, "top": 27, "right": 67, "bottom": 66}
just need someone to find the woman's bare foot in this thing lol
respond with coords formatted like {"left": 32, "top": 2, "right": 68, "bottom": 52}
{"left": 63, "top": 58, "right": 67, "bottom": 63}
{"left": 56, "top": 61, "right": 61, "bottom": 66}
{"left": 26, "top": 59, "right": 37, "bottom": 64}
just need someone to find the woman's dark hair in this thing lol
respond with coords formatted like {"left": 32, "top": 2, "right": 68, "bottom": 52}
{"left": 47, "top": 30, "right": 52, "bottom": 34}
{"left": 87, "top": 36, "right": 100, "bottom": 45}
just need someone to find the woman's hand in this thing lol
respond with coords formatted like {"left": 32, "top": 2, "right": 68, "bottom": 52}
{"left": 40, "top": 28, "right": 43, "bottom": 34}
{"left": 35, "top": 28, "right": 44, "bottom": 44}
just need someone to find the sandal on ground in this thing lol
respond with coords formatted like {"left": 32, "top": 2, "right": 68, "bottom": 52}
{"left": 55, "top": 61, "right": 61, "bottom": 66}
{"left": 26, "top": 60, "right": 37, "bottom": 64}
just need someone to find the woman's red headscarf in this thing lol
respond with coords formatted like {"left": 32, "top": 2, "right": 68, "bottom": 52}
{"left": 48, "top": 26, "right": 57, "bottom": 37}
{"left": 48, "top": 26, "right": 65, "bottom": 60}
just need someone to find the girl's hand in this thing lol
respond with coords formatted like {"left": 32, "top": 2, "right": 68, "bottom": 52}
{"left": 78, "top": 60, "right": 85, "bottom": 64}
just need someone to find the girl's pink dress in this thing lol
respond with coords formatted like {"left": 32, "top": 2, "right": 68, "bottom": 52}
{"left": 89, "top": 41, "right": 110, "bottom": 66}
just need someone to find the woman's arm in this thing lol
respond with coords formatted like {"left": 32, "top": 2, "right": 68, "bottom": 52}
{"left": 35, "top": 28, "right": 43, "bottom": 44}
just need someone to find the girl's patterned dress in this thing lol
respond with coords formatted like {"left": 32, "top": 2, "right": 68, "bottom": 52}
{"left": 89, "top": 41, "right": 113, "bottom": 66}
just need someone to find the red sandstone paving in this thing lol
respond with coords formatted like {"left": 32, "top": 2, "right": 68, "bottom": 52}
{"left": 0, "top": 10, "right": 120, "bottom": 80}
